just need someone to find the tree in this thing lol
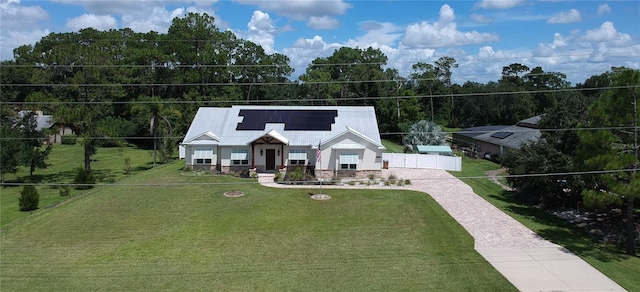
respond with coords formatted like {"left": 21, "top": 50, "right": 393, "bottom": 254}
{"left": 578, "top": 68, "right": 640, "bottom": 255}
{"left": 0, "top": 109, "right": 22, "bottom": 183}
{"left": 435, "top": 57, "right": 458, "bottom": 126}
{"left": 18, "top": 111, "right": 52, "bottom": 178}
{"left": 402, "top": 120, "right": 446, "bottom": 151}
{"left": 131, "top": 96, "right": 181, "bottom": 167}
{"left": 501, "top": 141, "right": 577, "bottom": 208}
{"left": 19, "top": 184, "right": 39, "bottom": 211}
{"left": 410, "top": 62, "right": 438, "bottom": 121}
{"left": 299, "top": 47, "right": 388, "bottom": 105}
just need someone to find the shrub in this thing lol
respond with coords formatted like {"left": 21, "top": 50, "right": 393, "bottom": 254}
{"left": 123, "top": 157, "right": 131, "bottom": 174}
{"left": 274, "top": 172, "right": 283, "bottom": 182}
{"left": 404, "top": 179, "right": 411, "bottom": 185}
{"left": 284, "top": 167, "right": 304, "bottom": 184}
{"left": 19, "top": 185, "right": 39, "bottom": 211}
{"left": 397, "top": 179, "right": 405, "bottom": 186}
{"left": 368, "top": 173, "right": 376, "bottom": 181}
{"left": 74, "top": 168, "right": 96, "bottom": 190}
{"left": 59, "top": 186, "right": 71, "bottom": 196}
{"left": 388, "top": 173, "right": 397, "bottom": 185}
{"left": 61, "top": 134, "right": 77, "bottom": 145}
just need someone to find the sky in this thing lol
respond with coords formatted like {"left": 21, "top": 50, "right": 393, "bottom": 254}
{"left": 1, "top": 0, "right": 639, "bottom": 85}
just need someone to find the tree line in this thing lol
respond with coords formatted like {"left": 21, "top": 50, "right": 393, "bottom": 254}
{"left": 1, "top": 12, "right": 639, "bottom": 254}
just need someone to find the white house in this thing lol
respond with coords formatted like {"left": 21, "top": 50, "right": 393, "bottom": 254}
{"left": 180, "top": 106, "right": 386, "bottom": 179}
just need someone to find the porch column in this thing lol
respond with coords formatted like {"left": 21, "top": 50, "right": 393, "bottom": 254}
{"left": 280, "top": 144, "right": 284, "bottom": 168}
{"left": 251, "top": 143, "right": 255, "bottom": 168}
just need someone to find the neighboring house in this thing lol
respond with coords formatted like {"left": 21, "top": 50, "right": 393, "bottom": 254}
{"left": 453, "top": 116, "right": 541, "bottom": 158}
{"left": 180, "top": 106, "right": 386, "bottom": 179}
{"left": 17, "top": 110, "right": 74, "bottom": 144}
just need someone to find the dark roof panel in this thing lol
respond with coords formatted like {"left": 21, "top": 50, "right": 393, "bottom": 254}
{"left": 491, "top": 131, "right": 514, "bottom": 139}
{"left": 236, "top": 109, "right": 338, "bottom": 131}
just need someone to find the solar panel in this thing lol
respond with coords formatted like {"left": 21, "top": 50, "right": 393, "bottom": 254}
{"left": 236, "top": 109, "right": 338, "bottom": 131}
{"left": 491, "top": 131, "right": 513, "bottom": 139}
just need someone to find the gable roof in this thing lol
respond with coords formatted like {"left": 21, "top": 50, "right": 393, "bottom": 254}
{"left": 183, "top": 131, "right": 220, "bottom": 144}
{"left": 320, "top": 126, "right": 385, "bottom": 149}
{"left": 181, "top": 106, "right": 384, "bottom": 148}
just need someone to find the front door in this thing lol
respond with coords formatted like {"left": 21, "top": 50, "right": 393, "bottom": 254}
{"left": 266, "top": 149, "right": 276, "bottom": 171}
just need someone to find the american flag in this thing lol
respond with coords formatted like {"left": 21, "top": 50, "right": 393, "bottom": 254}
{"left": 316, "top": 141, "right": 321, "bottom": 162}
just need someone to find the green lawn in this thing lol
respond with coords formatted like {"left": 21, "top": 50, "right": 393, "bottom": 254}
{"left": 381, "top": 138, "right": 405, "bottom": 153}
{"left": 1, "top": 160, "right": 515, "bottom": 291}
{"left": 1, "top": 144, "right": 155, "bottom": 229}
{"left": 450, "top": 155, "right": 640, "bottom": 291}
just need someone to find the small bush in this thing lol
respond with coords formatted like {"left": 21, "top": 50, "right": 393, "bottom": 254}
{"left": 61, "top": 134, "right": 77, "bottom": 145}
{"left": 123, "top": 157, "right": 131, "bottom": 174}
{"left": 19, "top": 185, "right": 39, "bottom": 211}
{"left": 397, "top": 179, "right": 405, "bottom": 186}
{"left": 388, "top": 173, "right": 397, "bottom": 185}
{"left": 347, "top": 180, "right": 357, "bottom": 186}
{"left": 74, "top": 168, "right": 96, "bottom": 190}
{"left": 404, "top": 179, "right": 411, "bottom": 185}
{"left": 368, "top": 173, "right": 376, "bottom": 181}
{"left": 59, "top": 186, "right": 71, "bottom": 196}
{"left": 274, "top": 172, "right": 283, "bottom": 182}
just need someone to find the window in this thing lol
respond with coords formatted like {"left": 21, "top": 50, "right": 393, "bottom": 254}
{"left": 339, "top": 153, "right": 358, "bottom": 170}
{"left": 231, "top": 149, "right": 249, "bottom": 165}
{"left": 194, "top": 148, "right": 213, "bottom": 164}
{"left": 288, "top": 149, "right": 306, "bottom": 165}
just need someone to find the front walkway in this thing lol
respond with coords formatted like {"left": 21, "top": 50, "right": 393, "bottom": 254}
{"left": 258, "top": 169, "right": 626, "bottom": 292}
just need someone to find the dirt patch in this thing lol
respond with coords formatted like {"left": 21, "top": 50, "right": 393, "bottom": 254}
{"left": 310, "top": 194, "right": 331, "bottom": 200}
{"left": 485, "top": 168, "right": 513, "bottom": 191}
{"left": 224, "top": 191, "right": 245, "bottom": 197}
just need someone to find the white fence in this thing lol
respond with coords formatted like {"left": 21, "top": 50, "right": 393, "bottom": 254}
{"left": 382, "top": 153, "right": 462, "bottom": 172}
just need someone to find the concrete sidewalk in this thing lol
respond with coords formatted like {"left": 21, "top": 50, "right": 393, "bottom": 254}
{"left": 258, "top": 169, "right": 626, "bottom": 291}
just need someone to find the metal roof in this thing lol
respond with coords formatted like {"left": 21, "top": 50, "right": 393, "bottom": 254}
{"left": 416, "top": 145, "right": 453, "bottom": 153}
{"left": 473, "top": 125, "right": 541, "bottom": 149}
{"left": 454, "top": 125, "right": 509, "bottom": 138}
{"left": 181, "top": 105, "right": 384, "bottom": 147}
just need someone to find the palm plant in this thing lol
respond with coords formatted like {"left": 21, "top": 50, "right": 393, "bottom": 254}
{"left": 131, "top": 96, "right": 181, "bottom": 167}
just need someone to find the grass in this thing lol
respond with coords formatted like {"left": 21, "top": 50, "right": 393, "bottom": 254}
{"left": 449, "top": 154, "right": 640, "bottom": 291}
{"left": 0, "top": 159, "right": 516, "bottom": 291}
{"left": 1, "top": 144, "right": 155, "bottom": 229}
{"left": 381, "top": 138, "right": 405, "bottom": 153}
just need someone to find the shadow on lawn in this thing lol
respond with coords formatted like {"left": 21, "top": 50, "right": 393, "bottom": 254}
{"left": 7, "top": 169, "right": 120, "bottom": 186}
{"left": 488, "top": 190, "right": 629, "bottom": 263}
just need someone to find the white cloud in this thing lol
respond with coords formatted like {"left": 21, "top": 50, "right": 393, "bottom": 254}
{"left": 547, "top": 9, "right": 581, "bottom": 24}
{"left": 282, "top": 35, "right": 343, "bottom": 78}
{"left": 596, "top": 4, "right": 611, "bottom": 17}
{"left": 246, "top": 10, "right": 276, "bottom": 54}
{"left": 235, "top": 0, "right": 351, "bottom": 19}
{"left": 66, "top": 14, "right": 118, "bottom": 31}
{"left": 401, "top": 4, "right": 499, "bottom": 49}
{"left": 582, "top": 21, "right": 631, "bottom": 44}
{"left": 0, "top": 0, "right": 50, "bottom": 60}
{"left": 0, "top": 0, "right": 49, "bottom": 29}
{"left": 470, "top": 13, "right": 493, "bottom": 24}
{"left": 344, "top": 21, "right": 402, "bottom": 48}
{"left": 474, "top": 0, "right": 524, "bottom": 10}
{"left": 307, "top": 16, "right": 340, "bottom": 30}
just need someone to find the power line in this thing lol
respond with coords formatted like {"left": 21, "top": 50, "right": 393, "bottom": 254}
{"left": 0, "top": 125, "right": 638, "bottom": 142}
{"left": 2, "top": 168, "right": 637, "bottom": 188}
{"left": 2, "top": 85, "right": 638, "bottom": 105}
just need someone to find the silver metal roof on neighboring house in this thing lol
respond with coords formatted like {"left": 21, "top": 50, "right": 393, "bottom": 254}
{"left": 473, "top": 125, "right": 541, "bottom": 149}
{"left": 181, "top": 105, "right": 384, "bottom": 147}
